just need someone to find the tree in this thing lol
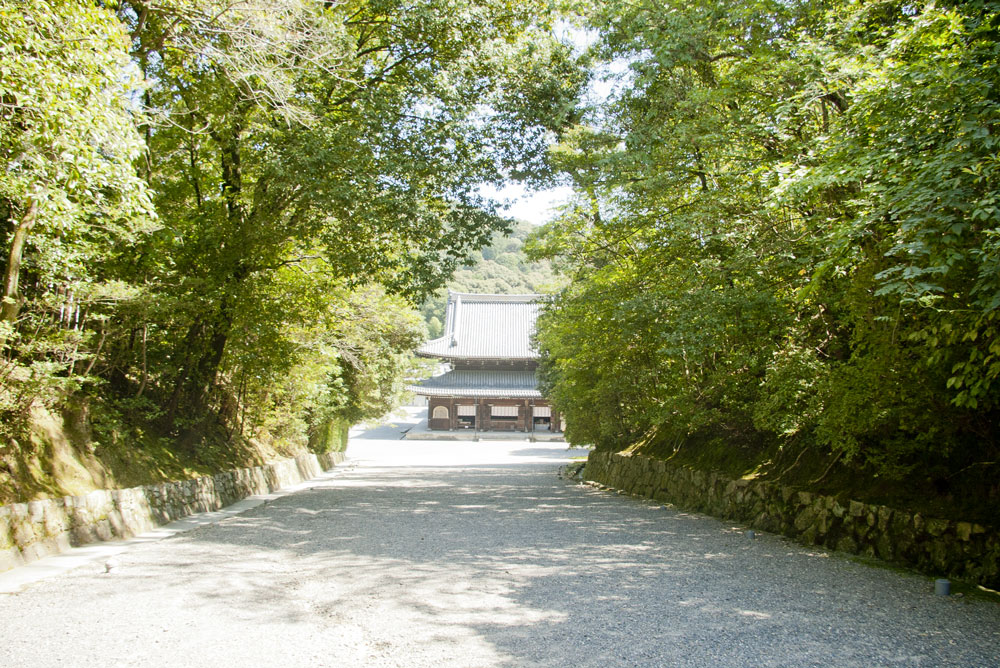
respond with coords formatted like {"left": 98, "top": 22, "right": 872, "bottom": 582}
{"left": 113, "top": 0, "right": 584, "bottom": 438}
{"left": 0, "top": 0, "right": 154, "bottom": 438}
{"left": 533, "top": 0, "right": 812, "bottom": 449}
{"left": 0, "top": 0, "right": 586, "bottom": 465}
{"left": 533, "top": 0, "right": 1000, "bottom": 483}
{"left": 1, "top": 0, "right": 152, "bottom": 324}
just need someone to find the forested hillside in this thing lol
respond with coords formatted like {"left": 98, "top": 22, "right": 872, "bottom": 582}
{"left": 0, "top": 0, "right": 583, "bottom": 502}
{"left": 530, "top": 0, "right": 1000, "bottom": 521}
{"left": 420, "top": 221, "right": 565, "bottom": 337}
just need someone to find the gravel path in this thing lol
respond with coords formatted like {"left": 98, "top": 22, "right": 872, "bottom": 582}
{"left": 1, "top": 412, "right": 998, "bottom": 667}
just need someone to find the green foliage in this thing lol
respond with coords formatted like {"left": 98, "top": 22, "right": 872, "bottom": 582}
{"left": 534, "top": 0, "right": 1000, "bottom": 486}
{"left": 309, "top": 418, "right": 350, "bottom": 455}
{"left": 115, "top": 0, "right": 583, "bottom": 436}
{"left": 1, "top": 0, "right": 585, "bottom": 496}
{"left": 0, "top": 0, "right": 154, "bottom": 442}
{"left": 0, "top": 0, "right": 153, "bottom": 263}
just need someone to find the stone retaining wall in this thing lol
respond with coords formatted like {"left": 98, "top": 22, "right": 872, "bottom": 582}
{"left": 585, "top": 450, "right": 1000, "bottom": 588}
{"left": 0, "top": 451, "right": 346, "bottom": 573}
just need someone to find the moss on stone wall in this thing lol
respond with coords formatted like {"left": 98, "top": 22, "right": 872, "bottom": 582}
{"left": 585, "top": 451, "right": 1000, "bottom": 589}
{"left": 0, "top": 452, "right": 345, "bottom": 573}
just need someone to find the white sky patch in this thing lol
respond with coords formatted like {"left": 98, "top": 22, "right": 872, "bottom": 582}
{"left": 588, "top": 57, "right": 633, "bottom": 109}
{"left": 478, "top": 183, "right": 575, "bottom": 226}
{"left": 555, "top": 19, "right": 597, "bottom": 56}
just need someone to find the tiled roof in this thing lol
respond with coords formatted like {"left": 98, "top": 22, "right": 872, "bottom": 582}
{"left": 417, "top": 292, "right": 546, "bottom": 360}
{"left": 410, "top": 369, "right": 541, "bottom": 398}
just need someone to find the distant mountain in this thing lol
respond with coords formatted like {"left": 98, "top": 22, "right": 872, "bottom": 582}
{"left": 421, "top": 221, "right": 564, "bottom": 338}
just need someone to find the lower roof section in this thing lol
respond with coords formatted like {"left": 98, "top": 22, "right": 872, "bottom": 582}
{"left": 410, "top": 369, "right": 542, "bottom": 399}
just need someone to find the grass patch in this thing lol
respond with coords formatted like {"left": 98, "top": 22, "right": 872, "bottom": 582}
{"left": 0, "top": 398, "right": 315, "bottom": 506}
{"left": 844, "top": 551, "right": 1000, "bottom": 606}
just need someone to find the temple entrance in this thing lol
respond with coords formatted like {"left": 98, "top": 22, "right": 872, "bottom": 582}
{"left": 532, "top": 405, "right": 552, "bottom": 431}
{"left": 456, "top": 404, "right": 477, "bottom": 429}
{"left": 489, "top": 404, "right": 520, "bottom": 431}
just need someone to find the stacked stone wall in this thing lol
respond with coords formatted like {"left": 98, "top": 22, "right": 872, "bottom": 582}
{"left": 585, "top": 451, "right": 1000, "bottom": 588}
{"left": 0, "top": 451, "right": 345, "bottom": 573}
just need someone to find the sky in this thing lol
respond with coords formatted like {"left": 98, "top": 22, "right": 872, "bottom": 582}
{"left": 478, "top": 182, "right": 575, "bottom": 226}
{"left": 475, "top": 23, "right": 630, "bottom": 228}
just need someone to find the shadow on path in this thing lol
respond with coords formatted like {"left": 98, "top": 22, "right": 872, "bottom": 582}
{"left": 1, "top": 433, "right": 998, "bottom": 668}
{"left": 108, "top": 462, "right": 1000, "bottom": 667}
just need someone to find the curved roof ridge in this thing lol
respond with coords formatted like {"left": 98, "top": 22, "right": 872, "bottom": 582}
{"left": 411, "top": 368, "right": 541, "bottom": 398}
{"left": 447, "top": 291, "right": 548, "bottom": 302}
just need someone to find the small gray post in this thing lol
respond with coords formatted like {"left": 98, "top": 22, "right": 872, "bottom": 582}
{"left": 935, "top": 579, "right": 950, "bottom": 596}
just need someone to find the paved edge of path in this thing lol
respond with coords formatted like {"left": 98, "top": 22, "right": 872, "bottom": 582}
{"left": 0, "top": 459, "right": 360, "bottom": 594}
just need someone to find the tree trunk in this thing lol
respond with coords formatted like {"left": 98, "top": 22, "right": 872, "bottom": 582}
{"left": 1, "top": 197, "right": 39, "bottom": 324}
{"left": 164, "top": 289, "right": 238, "bottom": 429}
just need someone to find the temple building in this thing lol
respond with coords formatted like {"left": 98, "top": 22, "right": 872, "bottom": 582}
{"left": 412, "top": 292, "right": 561, "bottom": 434}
